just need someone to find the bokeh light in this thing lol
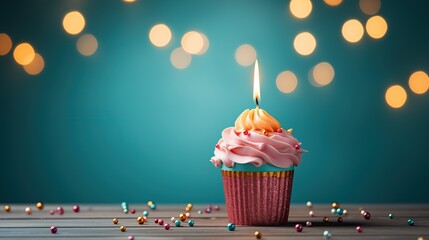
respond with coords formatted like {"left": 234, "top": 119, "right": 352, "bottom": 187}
{"left": 0, "top": 33, "right": 12, "bottom": 56}
{"left": 312, "top": 62, "right": 335, "bottom": 87}
{"left": 324, "top": 0, "right": 342, "bottom": 7}
{"left": 122, "top": 0, "right": 136, "bottom": 2}
{"left": 77, "top": 34, "right": 98, "bottom": 56}
{"left": 366, "top": 15, "right": 388, "bottom": 39}
{"left": 276, "top": 71, "right": 298, "bottom": 93}
{"left": 23, "top": 53, "right": 45, "bottom": 75}
{"left": 289, "top": 0, "right": 312, "bottom": 19}
{"left": 342, "top": 19, "right": 364, "bottom": 43}
{"left": 409, "top": 71, "right": 429, "bottom": 94}
{"left": 149, "top": 24, "right": 172, "bottom": 47}
{"left": 359, "top": 0, "right": 381, "bottom": 15}
{"left": 181, "top": 31, "right": 204, "bottom": 55}
{"left": 13, "top": 43, "right": 35, "bottom": 65}
{"left": 196, "top": 32, "right": 209, "bottom": 55}
{"left": 293, "top": 32, "right": 316, "bottom": 56}
{"left": 385, "top": 85, "right": 407, "bottom": 109}
{"left": 63, "top": 11, "right": 86, "bottom": 35}
{"left": 235, "top": 44, "right": 257, "bottom": 66}
{"left": 170, "top": 47, "right": 191, "bottom": 69}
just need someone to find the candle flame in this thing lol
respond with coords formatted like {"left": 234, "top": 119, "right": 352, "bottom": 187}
{"left": 253, "top": 59, "right": 260, "bottom": 107}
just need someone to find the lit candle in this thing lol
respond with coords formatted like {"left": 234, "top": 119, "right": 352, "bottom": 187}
{"left": 253, "top": 59, "right": 260, "bottom": 107}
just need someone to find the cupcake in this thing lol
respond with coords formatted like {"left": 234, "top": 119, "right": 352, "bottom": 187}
{"left": 210, "top": 107, "right": 305, "bottom": 225}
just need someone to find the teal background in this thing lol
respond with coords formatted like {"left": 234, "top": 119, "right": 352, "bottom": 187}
{"left": 1, "top": 0, "right": 428, "bottom": 204}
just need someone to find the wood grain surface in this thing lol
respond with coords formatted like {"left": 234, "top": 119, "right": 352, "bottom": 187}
{"left": 0, "top": 204, "right": 428, "bottom": 239}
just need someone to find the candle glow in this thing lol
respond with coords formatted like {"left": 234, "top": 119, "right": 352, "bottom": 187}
{"left": 253, "top": 59, "right": 260, "bottom": 107}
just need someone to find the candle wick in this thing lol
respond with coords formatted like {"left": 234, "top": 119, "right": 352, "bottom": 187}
{"left": 255, "top": 97, "right": 259, "bottom": 108}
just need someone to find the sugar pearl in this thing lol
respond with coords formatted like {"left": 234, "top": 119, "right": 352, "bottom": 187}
{"left": 36, "top": 202, "right": 44, "bottom": 210}
{"left": 113, "top": 218, "right": 119, "bottom": 224}
{"left": 137, "top": 217, "right": 145, "bottom": 225}
{"left": 408, "top": 219, "right": 415, "bottom": 226}
{"left": 25, "top": 207, "right": 32, "bottom": 215}
{"left": 227, "top": 223, "right": 236, "bottom": 231}
{"left": 306, "top": 201, "right": 312, "bottom": 208}
{"left": 164, "top": 223, "right": 170, "bottom": 230}
{"left": 336, "top": 208, "right": 343, "bottom": 215}
{"left": 185, "top": 212, "right": 191, "bottom": 218}
{"left": 363, "top": 212, "right": 371, "bottom": 220}
{"left": 309, "top": 211, "right": 315, "bottom": 217}
{"left": 128, "top": 236, "right": 134, "bottom": 240}
{"left": 323, "top": 217, "right": 329, "bottom": 223}
{"left": 130, "top": 209, "right": 136, "bottom": 214}
{"left": 356, "top": 226, "right": 363, "bottom": 232}
{"left": 198, "top": 210, "right": 203, "bottom": 214}
{"left": 331, "top": 208, "right": 336, "bottom": 214}
{"left": 171, "top": 217, "right": 176, "bottom": 222}
{"left": 388, "top": 213, "right": 394, "bottom": 219}
{"left": 73, "top": 205, "right": 80, "bottom": 213}
{"left": 337, "top": 217, "right": 343, "bottom": 223}
{"left": 154, "top": 219, "right": 159, "bottom": 224}
{"left": 331, "top": 202, "right": 339, "bottom": 209}
{"left": 179, "top": 213, "right": 187, "bottom": 221}
{"left": 295, "top": 224, "right": 303, "bottom": 232}
{"left": 306, "top": 221, "right": 312, "bottom": 227}
{"left": 214, "top": 205, "right": 220, "bottom": 211}
{"left": 158, "top": 219, "right": 164, "bottom": 225}
{"left": 57, "top": 206, "right": 64, "bottom": 215}
{"left": 175, "top": 220, "right": 181, "bottom": 227}
{"left": 4, "top": 205, "right": 11, "bottom": 212}
{"left": 50, "top": 226, "right": 57, "bottom": 234}
{"left": 120, "top": 225, "right": 126, "bottom": 232}
{"left": 188, "top": 219, "right": 195, "bottom": 227}
{"left": 143, "top": 210, "right": 149, "bottom": 216}
{"left": 323, "top": 230, "right": 331, "bottom": 239}
{"left": 50, "top": 210, "right": 55, "bottom": 215}
{"left": 255, "top": 231, "right": 262, "bottom": 239}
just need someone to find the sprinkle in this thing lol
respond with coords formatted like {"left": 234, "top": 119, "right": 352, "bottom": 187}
{"left": 188, "top": 219, "right": 195, "bottom": 227}
{"left": 113, "top": 218, "right": 119, "bottom": 224}
{"left": 408, "top": 218, "right": 415, "bottom": 226}
{"left": 154, "top": 219, "right": 159, "bottom": 224}
{"left": 186, "top": 212, "right": 191, "bottom": 218}
{"left": 336, "top": 208, "right": 343, "bottom": 215}
{"left": 49, "top": 210, "right": 55, "bottom": 215}
{"left": 343, "top": 209, "right": 348, "bottom": 215}
{"left": 309, "top": 211, "right": 315, "bottom": 217}
{"left": 254, "top": 231, "right": 262, "bottom": 239}
{"left": 331, "top": 202, "right": 339, "bottom": 209}
{"left": 198, "top": 210, "right": 203, "bottom": 214}
{"left": 150, "top": 203, "right": 156, "bottom": 210}
{"left": 158, "top": 219, "right": 164, "bottom": 225}
{"left": 128, "top": 236, "right": 134, "bottom": 240}
{"left": 205, "top": 208, "right": 211, "bottom": 213}
{"left": 356, "top": 226, "right": 363, "bottom": 232}
{"left": 130, "top": 209, "right": 136, "bottom": 214}
{"left": 120, "top": 225, "right": 126, "bottom": 232}
{"left": 388, "top": 213, "right": 394, "bottom": 219}
{"left": 306, "top": 221, "right": 312, "bottom": 227}
{"left": 171, "top": 217, "right": 176, "bottom": 222}
{"left": 337, "top": 217, "right": 343, "bottom": 223}
{"left": 306, "top": 201, "right": 312, "bottom": 208}
{"left": 227, "top": 223, "right": 236, "bottom": 231}
{"left": 331, "top": 208, "right": 336, "bottom": 214}
{"left": 214, "top": 205, "right": 220, "bottom": 211}
{"left": 50, "top": 226, "right": 57, "bottom": 234}
{"left": 143, "top": 210, "right": 149, "bottom": 216}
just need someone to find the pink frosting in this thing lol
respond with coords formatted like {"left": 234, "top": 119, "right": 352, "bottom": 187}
{"left": 211, "top": 127, "right": 305, "bottom": 168}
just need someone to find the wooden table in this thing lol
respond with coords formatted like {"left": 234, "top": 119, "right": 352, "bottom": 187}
{"left": 1, "top": 204, "right": 428, "bottom": 239}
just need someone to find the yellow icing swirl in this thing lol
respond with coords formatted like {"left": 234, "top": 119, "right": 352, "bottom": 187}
{"left": 234, "top": 107, "right": 281, "bottom": 132}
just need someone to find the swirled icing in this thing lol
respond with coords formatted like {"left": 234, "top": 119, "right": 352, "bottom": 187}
{"left": 234, "top": 107, "right": 280, "bottom": 132}
{"left": 211, "top": 108, "right": 305, "bottom": 169}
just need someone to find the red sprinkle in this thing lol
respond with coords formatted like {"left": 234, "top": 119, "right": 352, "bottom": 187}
{"left": 294, "top": 144, "right": 301, "bottom": 150}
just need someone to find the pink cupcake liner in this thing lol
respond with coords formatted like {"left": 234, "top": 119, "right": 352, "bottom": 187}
{"left": 222, "top": 170, "right": 294, "bottom": 225}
